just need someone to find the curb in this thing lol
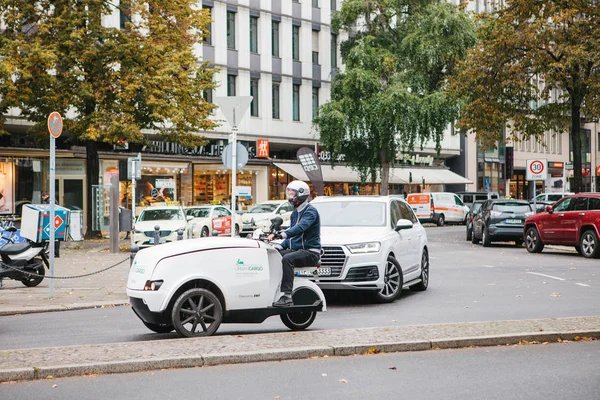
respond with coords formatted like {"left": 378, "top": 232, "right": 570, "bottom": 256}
{"left": 1, "top": 329, "right": 598, "bottom": 383}
{"left": 0, "top": 302, "right": 129, "bottom": 317}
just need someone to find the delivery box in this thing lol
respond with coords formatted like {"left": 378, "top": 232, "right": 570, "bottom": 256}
{"left": 20, "top": 204, "right": 71, "bottom": 243}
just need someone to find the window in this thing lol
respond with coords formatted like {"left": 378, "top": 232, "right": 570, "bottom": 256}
{"left": 292, "top": 25, "right": 300, "bottom": 61}
{"left": 227, "top": 11, "right": 236, "bottom": 49}
{"left": 250, "top": 16, "right": 258, "bottom": 53}
{"left": 250, "top": 78, "right": 259, "bottom": 117}
{"left": 227, "top": 75, "right": 236, "bottom": 96}
{"left": 313, "top": 0, "right": 319, "bottom": 7}
{"left": 204, "top": 7, "right": 212, "bottom": 45}
{"left": 272, "top": 83, "right": 280, "bottom": 119}
{"left": 272, "top": 21, "right": 280, "bottom": 57}
{"left": 312, "top": 87, "right": 319, "bottom": 119}
{"left": 390, "top": 201, "right": 402, "bottom": 228}
{"left": 120, "top": 0, "right": 131, "bottom": 30}
{"left": 454, "top": 195, "right": 464, "bottom": 206}
{"left": 589, "top": 197, "right": 600, "bottom": 211}
{"left": 331, "top": 34, "right": 338, "bottom": 69}
{"left": 331, "top": 0, "right": 337, "bottom": 11}
{"left": 569, "top": 197, "right": 588, "bottom": 211}
{"left": 553, "top": 197, "right": 571, "bottom": 212}
{"left": 293, "top": 84, "right": 300, "bottom": 121}
{"left": 202, "top": 89, "right": 213, "bottom": 104}
{"left": 312, "top": 30, "right": 319, "bottom": 64}
{"left": 398, "top": 201, "right": 418, "bottom": 224}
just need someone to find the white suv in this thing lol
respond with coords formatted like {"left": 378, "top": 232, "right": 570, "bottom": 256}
{"left": 310, "top": 196, "right": 430, "bottom": 303}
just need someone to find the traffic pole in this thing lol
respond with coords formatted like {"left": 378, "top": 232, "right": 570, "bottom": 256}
{"left": 231, "top": 124, "right": 237, "bottom": 238}
{"left": 49, "top": 135, "right": 55, "bottom": 298}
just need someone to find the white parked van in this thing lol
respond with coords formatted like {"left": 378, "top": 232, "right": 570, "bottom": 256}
{"left": 407, "top": 192, "right": 469, "bottom": 226}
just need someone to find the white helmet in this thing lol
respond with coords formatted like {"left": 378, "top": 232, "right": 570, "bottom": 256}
{"left": 286, "top": 180, "right": 310, "bottom": 207}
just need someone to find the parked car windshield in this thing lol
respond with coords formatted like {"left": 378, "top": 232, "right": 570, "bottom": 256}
{"left": 247, "top": 204, "right": 279, "bottom": 214}
{"left": 139, "top": 209, "right": 184, "bottom": 221}
{"left": 492, "top": 203, "right": 531, "bottom": 213}
{"left": 312, "top": 201, "right": 386, "bottom": 227}
{"left": 186, "top": 208, "right": 211, "bottom": 218}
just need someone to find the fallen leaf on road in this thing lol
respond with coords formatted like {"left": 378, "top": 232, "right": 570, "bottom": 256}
{"left": 322, "top": 373, "right": 327, "bottom": 377}
{"left": 46, "top": 375, "right": 54, "bottom": 379}
{"left": 574, "top": 336, "right": 596, "bottom": 342}
{"left": 388, "top": 366, "right": 397, "bottom": 370}
{"left": 515, "top": 295, "right": 522, "bottom": 297}
{"left": 550, "top": 293, "right": 561, "bottom": 297}
{"left": 52, "top": 384, "right": 57, "bottom": 388}
{"left": 339, "top": 379, "right": 348, "bottom": 384}
{"left": 366, "top": 347, "right": 381, "bottom": 354}
{"left": 275, "top": 396, "right": 280, "bottom": 399}
{"left": 487, "top": 283, "right": 496, "bottom": 286}
{"left": 538, "top": 328, "right": 544, "bottom": 332}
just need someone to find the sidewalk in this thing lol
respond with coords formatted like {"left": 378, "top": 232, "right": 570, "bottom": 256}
{"left": 0, "top": 316, "right": 598, "bottom": 382}
{"left": 0, "top": 239, "right": 131, "bottom": 315}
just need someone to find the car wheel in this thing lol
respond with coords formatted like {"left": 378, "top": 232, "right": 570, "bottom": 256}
{"left": 142, "top": 321, "right": 174, "bottom": 334}
{"left": 374, "top": 256, "right": 403, "bottom": 303}
{"left": 580, "top": 230, "right": 600, "bottom": 259}
{"left": 200, "top": 227, "right": 209, "bottom": 237}
{"left": 466, "top": 225, "right": 472, "bottom": 241}
{"left": 437, "top": 214, "right": 445, "bottom": 227}
{"left": 280, "top": 312, "right": 317, "bottom": 331}
{"left": 482, "top": 227, "right": 492, "bottom": 247}
{"left": 171, "top": 288, "right": 223, "bottom": 338}
{"left": 235, "top": 224, "right": 240, "bottom": 236}
{"left": 411, "top": 248, "right": 429, "bottom": 291}
{"left": 525, "top": 227, "right": 544, "bottom": 253}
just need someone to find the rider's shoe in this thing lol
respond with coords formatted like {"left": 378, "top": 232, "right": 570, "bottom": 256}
{"left": 272, "top": 295, "right": 293, "bottom": 307}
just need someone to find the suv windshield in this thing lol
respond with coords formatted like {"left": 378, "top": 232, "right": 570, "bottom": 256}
{"left": 247, "top": 204, "right": 279, "bottom": 214}
{"left": 139, "top": 209, "right": 184, "bottom": 221}
{"left": 312, "top": 201, "right": 386, "bottom": 227}
{"left": 492, "top": 203, "right": 531, "bottom": 213}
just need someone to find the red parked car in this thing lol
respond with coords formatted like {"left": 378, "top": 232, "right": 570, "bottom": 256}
{"left": 523, "top": 193, "right": 600, "bottom": 258}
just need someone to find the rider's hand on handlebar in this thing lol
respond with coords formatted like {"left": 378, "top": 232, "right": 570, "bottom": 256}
{"left": 266, "top": 233, "right": 282, "bottom": 241}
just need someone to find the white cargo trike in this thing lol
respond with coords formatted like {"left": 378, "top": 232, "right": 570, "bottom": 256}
{"left": 126, "top": 218, "right": 326, "bottom": 337}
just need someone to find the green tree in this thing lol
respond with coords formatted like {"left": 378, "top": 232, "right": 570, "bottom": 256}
{"left": 450, "top": 0, "right": 600, "bottom": 193}
{"left": 0, "top": 0, "right": 217, "bottom": 238}
{"left": 314, "top": 0, "right": 476, "bottom": 194}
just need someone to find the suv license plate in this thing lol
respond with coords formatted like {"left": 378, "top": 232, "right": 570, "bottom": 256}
{"left": 506, "top": 219, "right": 521, "bottom": 224}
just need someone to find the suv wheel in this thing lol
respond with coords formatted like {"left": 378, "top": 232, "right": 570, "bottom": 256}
{"left": 374, "top": 256, "right": 403, "bottom": 303}
{"left": 482, "top": 227, "right": 492, "bottom": 247}
{"left": 525, "top": 227, "right": 544, "bottom": 253}
{"left": 580, "top": 230, "right": 599, "bottom": 259}
{"left": 411, "top": 249, "right": 429, "bottom": 291}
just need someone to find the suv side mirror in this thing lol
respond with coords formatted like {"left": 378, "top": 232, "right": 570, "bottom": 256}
{"left": 395, "top": 219, "right": 414, "bottom": 232}
{"left": 545, "top": 205, "right": 553, "bottom": 213}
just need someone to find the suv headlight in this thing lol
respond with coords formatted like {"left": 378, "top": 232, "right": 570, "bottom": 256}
{"left": 347, "top": 242, "right": 381, "bottom": 254}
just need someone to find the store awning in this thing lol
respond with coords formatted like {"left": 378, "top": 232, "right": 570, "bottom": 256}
{"left": 274, "top": 163, "right": 472, "bottom": 185}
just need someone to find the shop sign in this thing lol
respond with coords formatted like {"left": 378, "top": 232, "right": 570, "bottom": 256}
{"left": 315, "top": 143, "right": 346, "bottom": 162}
{"left": 257, "top": 139, "right": 270, "bottom": 158}
{"left": 396, "top": 153, "right": 434, "bottom": 166}
{"left": 235, "top": 186, "right": 252, "bottom": 197}
{"left": 597, "top": 165, "right": 600, "bottom": 176}
{"left": 155, "top": 179, "right": 175, "bottom": 189}
{"left": 142, "top": 140, "right": 257, "bottom": 159}
{"left": 56, "top": 159, "right": 85, "bottom": 175}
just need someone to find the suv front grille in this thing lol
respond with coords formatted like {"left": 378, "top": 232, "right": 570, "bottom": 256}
{"left": 321, "top": 246, "right": 346, "bottom": 277}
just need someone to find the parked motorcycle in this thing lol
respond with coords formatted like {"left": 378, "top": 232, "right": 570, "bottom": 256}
{"left": 0, "top": 227, "right": 50, "bottom": 287}
{"left": 127, "top": 217, "right": 326, "bottom": 337}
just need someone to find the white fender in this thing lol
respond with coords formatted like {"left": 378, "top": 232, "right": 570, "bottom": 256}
{"left": 293, "top": 279, "right": 327, "bottom": 312}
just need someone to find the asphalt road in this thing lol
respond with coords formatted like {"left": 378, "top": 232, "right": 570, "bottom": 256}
{"left": 2, "top": 341, "right": 598, "bottom": 400}
{"left": 1, "top": 225, "right": 598, "bottom": 350}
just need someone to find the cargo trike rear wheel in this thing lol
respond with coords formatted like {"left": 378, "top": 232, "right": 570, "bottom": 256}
{"left": 280, "top": 311, "right": 317, "bottom": 331}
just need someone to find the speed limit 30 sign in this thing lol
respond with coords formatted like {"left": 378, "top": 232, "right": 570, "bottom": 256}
{"left": 526, "top": 159, "right": 548, "bottom": 180}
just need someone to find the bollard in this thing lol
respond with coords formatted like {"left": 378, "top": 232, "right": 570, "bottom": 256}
{"left": 177, "top": 228, "right": 184, "bottom": 241}
{"left": 130, "top": 244, "right": 139, "bottom": 266}
{"left": 154, "top": 225, "right": 160, "bottom": 246}
{"left": 212, "top": 230, "right": 219, "bottom": 237}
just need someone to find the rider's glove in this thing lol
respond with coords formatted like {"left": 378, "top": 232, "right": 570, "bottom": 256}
{"left": 273, "top": 232, "right": 283, "bottom": 240}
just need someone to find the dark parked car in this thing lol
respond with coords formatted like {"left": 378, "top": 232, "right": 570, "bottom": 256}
{"left": 466, "top": 200, "right": 485, "bottom": 241}
{"left": 524, "top": 194, "right": 600, "bottom": 258}
{"left": 472, "top": 200, "right": 533, "bottom": 247}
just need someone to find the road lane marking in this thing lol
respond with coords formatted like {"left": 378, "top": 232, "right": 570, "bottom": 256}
{"left": 575, "top": 283, "right": 590, "bottom": 287}
{"left": 526, "top": 272, "right": 565, "bottom": 281}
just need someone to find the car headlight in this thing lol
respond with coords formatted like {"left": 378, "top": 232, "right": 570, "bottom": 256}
{"left": 347, "top": 242, "right": 381, "bottom": 254}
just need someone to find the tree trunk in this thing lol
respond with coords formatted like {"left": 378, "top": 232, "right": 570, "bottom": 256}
{"left": 570, "top": 101, "right": 583, "bottom": 193}
{"left": 380, "top": 161, "right": 390, "bottom": 196}
{"left": 85, "top": 140, "right": 103, "bottom": 239}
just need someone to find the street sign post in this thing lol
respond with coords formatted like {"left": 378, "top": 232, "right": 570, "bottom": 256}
{"left": 215, "top": 96, "right": 253, "bottom": 237}
{"left": 47, "top": 112, "right": 63, "bottom": 298}
{"left": 526, "top": 159, "right": 547, "bottom": 213}
{"left": 129, "top": 153, "right": 142, "bottom": 244}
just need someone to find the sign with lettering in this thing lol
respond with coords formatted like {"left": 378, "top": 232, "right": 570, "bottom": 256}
{"left": 396, "top": 153, "right": 435, "bottom": 166}
{"left": 257, "top": 139, "right": 270, "bottom": 158}
{"left": 141, "top": 139, "right": 258, "bottom": 159}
